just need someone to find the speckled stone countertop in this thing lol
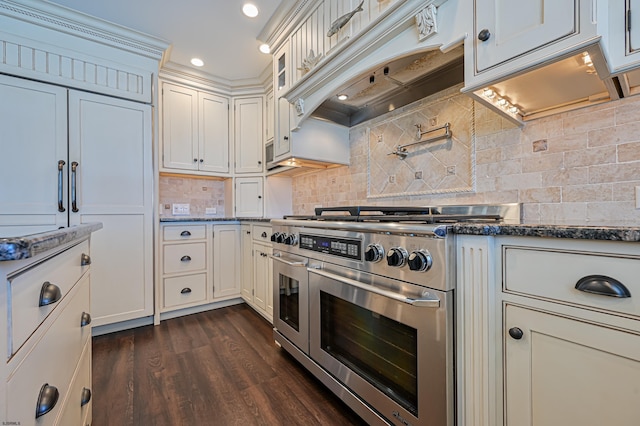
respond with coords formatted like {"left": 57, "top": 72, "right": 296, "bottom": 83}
{"left": 452, "top": 223, "right": 640, "bottom": 242}
{"left": 0, "top": 223, "right": 103, "bottom": 261}
{"left": 160, "top": 217, "right": 273, "bottom": 223}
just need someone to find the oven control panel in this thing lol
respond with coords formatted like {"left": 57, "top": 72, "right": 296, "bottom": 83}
{"left": 299, "top": 233, "right": 361, "bottom": 260}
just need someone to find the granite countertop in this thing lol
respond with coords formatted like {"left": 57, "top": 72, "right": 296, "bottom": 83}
{"left": 160, "top": 217, "right": 273, "bottom": 223}
{"left": 452, "top": 223, "right": 640, "bottom": 242}
{"left": 0, "top": 223, "right": 103, "bottom": 261}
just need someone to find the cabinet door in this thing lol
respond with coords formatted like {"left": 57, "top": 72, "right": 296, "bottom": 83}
{"left": 68, "top": 91, "right": 154, "bottom": 327}
{"left": 234, "top": 97, "right": 263, "bottom": 173}
{"left": 241, "top": 225, "right": 254, "bottom": 302}
{"left": 0, "top": 75, "right": 68, "bottom": 236}
{"left": 199, "top": 91, "right": 230, "bottom": 174}
{"left": 630, "top": 0, "right": 640, "bottom": 54}
{"left": 265, "top": 89, "right": 274, "bottom": 143}
{"left": 275, "top": 96, "right": 291, "bottom": 158}
{"left": 235, "top": 178, "right": 264, "bottom": 218}
{"left": 475, "top": 0, "right": 576, "bottom": 72}
{"left": 162, "top": 83, "right": 198, "bottom": 171}
{"left": 213, "top": 225, "right": 241, "bottom": 298}
{"left": 253, "top": 241, "right": 270, "bottom": 311}
{"left": 504, "top": 304, "right": 640, "bottom": 426}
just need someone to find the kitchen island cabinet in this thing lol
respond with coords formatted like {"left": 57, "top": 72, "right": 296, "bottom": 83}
{"left": 0, "top": 224, "right": 101, "bottom": 426}
{"left": 456, "top": 228, "right": 640, "bottom": 426}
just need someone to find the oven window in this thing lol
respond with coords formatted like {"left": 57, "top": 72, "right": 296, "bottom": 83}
{"left": 279, "top": 274, "right": 300, "bottom": 331}
{"left": 320, "top": 291, "right": 418, "bottom": 416}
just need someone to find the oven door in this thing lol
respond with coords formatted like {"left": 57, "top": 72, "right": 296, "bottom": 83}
{"left": 272, "top": 251, "right": 309, "bottom": 354}
{"left": 309, "top": 264, "right": 454, "bottom": 426}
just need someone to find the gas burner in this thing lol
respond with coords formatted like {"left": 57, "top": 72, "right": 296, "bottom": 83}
{"left": 285, "top": 204, "right": 521, "bottom": 225}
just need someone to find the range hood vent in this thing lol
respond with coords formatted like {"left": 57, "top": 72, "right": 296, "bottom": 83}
{"left": 311, "top": 46, "right": 464, "bottom": 127}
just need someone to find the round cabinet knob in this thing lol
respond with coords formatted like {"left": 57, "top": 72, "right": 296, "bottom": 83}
{"left": 270, "top": 232, "right": 280, "bottom": 242}
{"left": 408, "top": 250, "right": 433, "bottom": 272}
{"left": 276, "top": 233, "right": 287, "bottom": 244}
{"left": 478, "top": 28, "right": 491, "bottom": 42}
{"left": 364, "top": 244, "right": 384, "bottom": 263}
{"left": 509, "top": 327, "right": 524, "bottom": 340}
{"left": 386, "top": 247, "right": 408, "bottom": 267}
{"left": 284, "top": 234, "right": 298, "bottom": 246}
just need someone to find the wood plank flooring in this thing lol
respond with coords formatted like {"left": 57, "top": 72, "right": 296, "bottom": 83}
{"left": 92, "top": 303, "right": 368, "bottom": 425}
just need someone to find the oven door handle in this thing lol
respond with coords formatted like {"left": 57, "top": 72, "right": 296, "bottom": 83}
{"left": 309, "top": 268, "right": 441, "bottom": 308}
{"left": 269, "top": 254, "right": 307, "bottom": 267}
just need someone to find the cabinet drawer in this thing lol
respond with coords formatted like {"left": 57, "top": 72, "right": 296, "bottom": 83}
{"left": 503, "top": 246, "right": 640, "bottom": 318}
{"left": 163, "top": 225, "right": 206, "bottom": 241}
{"left": 57, "top": 340, "right": 92, "bottom": 426}
{"left": 163, "top": 274, "right": 207, "bottom": 308}
{"left": 252, "top": 225, "right": 272, "bottom": 243}
{"left": 9, "top": 240, "right": 90, "bottom": 355}
{"left": 7, "top": 275, "right": 91, "bottom": 425}
{"left": 163, "top": 242, "right": 206, "bottom": 274}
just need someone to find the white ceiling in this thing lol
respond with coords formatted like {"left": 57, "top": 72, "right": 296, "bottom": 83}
{"left": 48, "top": 0, "right": 285, "bottom": 82}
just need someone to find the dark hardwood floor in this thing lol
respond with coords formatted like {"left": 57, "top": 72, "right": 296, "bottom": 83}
{"left": 92, "top": 303, "right": 368, "bottom": 425}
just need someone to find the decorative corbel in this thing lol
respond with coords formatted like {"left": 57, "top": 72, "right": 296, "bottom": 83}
{"left": 415, "top": 4, "right": 438, "bottom": 41}
{"left": 294, "top": 98, "right": 305, "bottom": 116}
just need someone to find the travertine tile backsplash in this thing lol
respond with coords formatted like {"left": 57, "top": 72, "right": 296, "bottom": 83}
{"left": 159, "top": 176, "right": 226, "bottom": 217}
{"left": 292, "top": 86, "right": 640, "bottom": 226}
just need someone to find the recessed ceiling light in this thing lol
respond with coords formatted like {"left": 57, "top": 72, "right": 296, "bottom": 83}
{"left": 259, "top": 44, "right": 271, "bottom": 54}
{"left": 242, "top": 3, "right": 259, "bottom": 17}
{"left": 337, "top": 94, "right": 348, "bottom": 101}
{"left": 190, "top": 58, "right": 204, "bottom": 67}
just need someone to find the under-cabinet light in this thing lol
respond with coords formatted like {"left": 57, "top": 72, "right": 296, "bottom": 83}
{"left": 337, "top": 94, "right": 348, "bottom": 101}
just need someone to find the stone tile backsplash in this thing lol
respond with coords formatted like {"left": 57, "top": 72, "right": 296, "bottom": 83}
{"left": 159, "top": 176, "right": 226, "bottom": 217}
{"left": 292, "top": 87, "right": 640, "bottom": 226}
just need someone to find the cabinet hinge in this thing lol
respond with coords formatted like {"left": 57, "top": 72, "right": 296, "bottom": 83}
{"left": 629, "top": 10, "right": 633, "bottom": 32}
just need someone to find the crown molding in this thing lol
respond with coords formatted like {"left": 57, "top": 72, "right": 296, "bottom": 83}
{"left": 0, "top": 0, "right": 169, "bottom": 60}
{"left": 160, "top": 62, "right": 268, "bottom": 96}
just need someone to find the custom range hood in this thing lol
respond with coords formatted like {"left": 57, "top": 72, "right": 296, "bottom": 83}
{"left": 311, "top": 46, "right": 464, "bottom": 127}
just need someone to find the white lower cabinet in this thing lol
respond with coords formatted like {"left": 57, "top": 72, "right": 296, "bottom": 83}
{"left": 504, "top": 304, "right": 640, "bottom": 426}
{"left": 1, "top": 237, "right": 94, "bottom": 426}
{"left": 240, "top": 223, "right": 273, "bottom": 322}
{"left": 159, "top": 223, "right": 241, "bottom": 319}
{"left": 456, "top": 235, "right": 640, "bottom": 426}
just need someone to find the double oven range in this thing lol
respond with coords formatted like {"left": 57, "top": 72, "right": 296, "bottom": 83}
{"left": 270, "top": 205, "right": 520, "bottom": 426}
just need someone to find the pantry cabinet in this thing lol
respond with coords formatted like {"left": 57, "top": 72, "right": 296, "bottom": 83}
{"left": 0, "top": 75, "right": 154, "bottom": 329}
{"left": 234, "top": 97, "right": 264, "bottom": 174}
{"left": 161, "top": 82, "right": 230, "bottom": 175}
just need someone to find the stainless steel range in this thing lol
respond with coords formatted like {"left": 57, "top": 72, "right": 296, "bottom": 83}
{"left": 270, "top": 204, "right": 520, "bottom": 426}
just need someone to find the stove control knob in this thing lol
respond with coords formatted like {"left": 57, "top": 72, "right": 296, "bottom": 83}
{"left": 276, "top": 233, "right": 287, "bottom": 244}
{"left": 364, "top": 244, "right": 384, "bottom": 263}
{"left": 408, "top": 250, "right": 433, "bottom": 272}
{"left": 270, "top": 232, "right": 280, "bottom": 242}
{"left": 386, "top": 247, "right": 408, "bottom": 267}
{"left": 284, "top": 234, "right": 298, "bottom": 246}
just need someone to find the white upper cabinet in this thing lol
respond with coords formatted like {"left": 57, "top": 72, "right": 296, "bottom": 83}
{"left": 234, "top": 97, "right": 264, "bottom": 174}
{"left": 474, "top": 0, "right": 577, "bottom": 73}
{"left": 235, "top": 177, "right": 264, "bottom": 218}
{"left": 265, "top": 89, "right": 274, "bottom": 143}
{"left": 161, "top": 82, "right": 230, "bottom": 176}
{"left": 606, "top": 1, "right": 640, "bottom": 96}
{"left": 199, "top": 92, "right": 230, "bottom": 174}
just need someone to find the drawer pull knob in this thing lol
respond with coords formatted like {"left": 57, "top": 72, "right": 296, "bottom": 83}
{"left": 575, "top": 275, "right": 631, "bottom": 298}
{"left": 180, "top": 255, "right": 192, "bottom": 262}
{"left": 261, "top": 232, "right": 267, "bottom": 238}
{"left": 81, "top": 388, "right": 92, "bottom": 407}
{"left": 478, "top": 28, "right": 491, "bottom": 42}
{"left": 508, "top": 327, "right": 524, "bottom": 340}
{"left": 81, "top": 253, "right": 91, "bottom": 266}
{"left": 36, "top": 383, "right": 59, "bottom": 418}
{"left": 181, "top": 287, "right": 192, "bottom": 294}
{"left": 81, "top": 311, "right": 92, "bottom": 327}
{"left": 39, "top": 282, "right": 62, "bottom": 307}
{"left": 180, "top": 230, "right": 191, "bottom": 237}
